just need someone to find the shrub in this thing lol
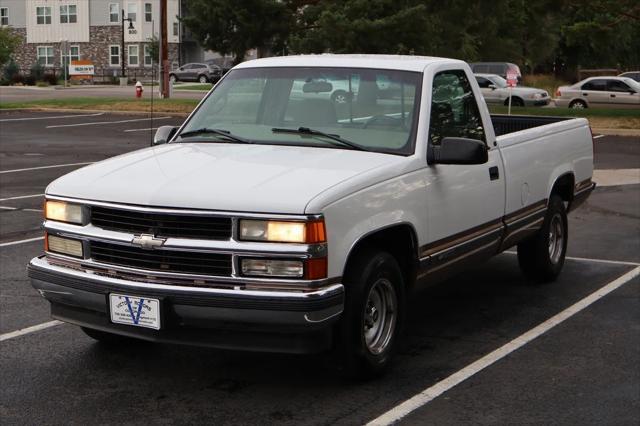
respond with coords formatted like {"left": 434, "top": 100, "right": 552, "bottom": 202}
{"left": 30, "top": 63, "right": 44, "bottom": 81}
{"left": 43, "top": 73, "right": 58, "bottom": 85}
{"left": 24, "top": 74, "right": 35, "bottom": 85}
{"left": 3, "top": 60, "right": 19, "bottom": 81}
{"left": 36, "top": 81, "right": 50, "bottom": 87}
{"left": 11, "top": 73, "right": 25, "bottom": 85}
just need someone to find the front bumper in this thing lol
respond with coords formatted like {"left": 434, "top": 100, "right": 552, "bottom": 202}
{"left": 29, "top": 256, "right": 344, "bottom": 353}
{"left": 525, "top": 98, "right": 551, "bottom": 107}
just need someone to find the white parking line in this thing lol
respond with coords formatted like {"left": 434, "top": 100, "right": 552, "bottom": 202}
{"left": 0, "top": 162, "right": 92, "bottom": 174}
{"left": 503, "top": 251, "right": 640, "bottom": 267}
{"left": 0, "top": 206, "right": 42, "bottom": 212}
{"left": 124, "top": 127, "right": 159, "bottom": 132}
{"left": 0, "top": 194, "right": 43, "bottom": 201}
{"left": 46, "top": 116, "right": 171, "bottom": 128}
{"left": 367, "top": 265, "right": 640, "bottom": 426}
{"left": 0, "top": 112, "right": 104, "bottom": 122}
{"left": 0, "top": 321, "right": 63, "bottom": 342}
{"left": 0, "top": 236, "right": 44, "bottom": 247}
{"left": 593, "top": 134, "right": 606, "bottom": 139}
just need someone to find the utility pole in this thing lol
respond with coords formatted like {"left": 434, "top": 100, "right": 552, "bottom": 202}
{"left": 160, "top": 0, "right": 170, "bottom": 98}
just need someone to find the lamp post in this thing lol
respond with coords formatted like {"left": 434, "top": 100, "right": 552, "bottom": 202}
{"left": 121, "top": 10, "right": 134, "bottom": 79}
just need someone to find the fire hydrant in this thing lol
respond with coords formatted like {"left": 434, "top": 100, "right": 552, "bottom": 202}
{"left": 135, "top": 81, "right": 143, "bottom": 98}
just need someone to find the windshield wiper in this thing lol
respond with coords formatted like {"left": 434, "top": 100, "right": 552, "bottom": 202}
{"left": 271, "top": 127, "right": 369, "bottom": 152}
{"left": 178, "top": 128, "right": 253, "bottom": 144}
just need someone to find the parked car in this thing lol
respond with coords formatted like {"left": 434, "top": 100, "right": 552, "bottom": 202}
{"left": 169, "top": 63, "right": 222, "bottom": 84}
{"left": 30, "top": 55, "right": 594, "bottom": 377}
{"left": 555, "top": 76, "right": 640, "bottom": 109}
{"left": 475, "top": 73, "right": 550, "bottom": 106}
{"left": 618, "top": 71, "right": 640, "bottom": 82}
{"left": 469, "top": 62, "right": 522, "bottom": 83}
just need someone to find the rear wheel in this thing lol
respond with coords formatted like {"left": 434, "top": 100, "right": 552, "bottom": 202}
{"left": 517, "top": 195, "right": 568, "bottom": 282}
{"left": 569, "top": 100, "right": 587, "bottom": 109}
{"left": 169, "top": 74, "right": 177, "bottom": 84}
{"left": 336, "top": 249, "right": 405, "bottom": 379}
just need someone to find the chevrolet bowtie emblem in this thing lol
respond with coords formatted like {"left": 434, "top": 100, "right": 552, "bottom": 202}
{"left": 131, "top": 234, "right": 166, "bottom": 249}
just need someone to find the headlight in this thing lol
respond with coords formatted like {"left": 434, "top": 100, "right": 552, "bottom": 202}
{"left": 241, "top": 258, "right": 304, "bottom": 278}
{"left": 45, "top": 200, "right": 84, "bottom": 224}
{"left": 239, "top": 219, "right": 326, "bottom": 243}
{"left": 46, "top": 234, "right": 84, "bottom": 258}
{"left": 530, "top": 93, "right": 543, "bottom": 100}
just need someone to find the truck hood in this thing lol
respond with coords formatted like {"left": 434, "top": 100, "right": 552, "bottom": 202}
{"left": 46, "top": 143, "right": 403, "bottom": 214}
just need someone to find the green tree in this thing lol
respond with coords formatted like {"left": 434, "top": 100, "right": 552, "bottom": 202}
{"left": 181, "top": 0, "right": 291, "bottom": 64}
{"left": 0, "top": 27, "right": 19, "bottom": 67}
{"left": 147, "top": 35, "right": 159, "bottom": 64}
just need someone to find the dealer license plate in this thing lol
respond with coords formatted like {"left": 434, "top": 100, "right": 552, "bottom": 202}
{"left": 109, "top": 294, "right": 160, "bottom": 330}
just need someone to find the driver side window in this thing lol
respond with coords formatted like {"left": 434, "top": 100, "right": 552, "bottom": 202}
{"left": 429, "top": 70, "right": 486, "bottom": 146}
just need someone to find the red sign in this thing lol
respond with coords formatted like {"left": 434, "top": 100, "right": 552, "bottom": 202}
{"left": 506, "top": 72, "right": 518, "bottom": 87}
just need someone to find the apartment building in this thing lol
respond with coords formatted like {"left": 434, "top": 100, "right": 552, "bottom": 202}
{"left": 0, "top": 0, "right": 190, "bottom": 77}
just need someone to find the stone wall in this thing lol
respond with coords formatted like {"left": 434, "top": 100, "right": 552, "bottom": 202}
{"left": 7, "top": 26, "right": 179, "bottom": 81}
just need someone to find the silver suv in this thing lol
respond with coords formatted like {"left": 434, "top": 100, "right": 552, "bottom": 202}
{"left": 169, "top": 63, "right": 222, "bottom": 84}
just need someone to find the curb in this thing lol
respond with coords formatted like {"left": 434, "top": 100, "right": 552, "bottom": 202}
{"left": 592, "top": 128, "right": 640, "bottom": 137}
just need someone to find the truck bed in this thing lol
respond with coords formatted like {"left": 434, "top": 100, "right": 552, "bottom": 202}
{"left": 491, "top": 114, "right": 573, "bottom": 136}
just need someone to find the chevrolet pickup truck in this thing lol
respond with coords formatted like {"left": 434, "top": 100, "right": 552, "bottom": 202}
{"left": 29, "top": 55, "right": 594, "bottom": 377}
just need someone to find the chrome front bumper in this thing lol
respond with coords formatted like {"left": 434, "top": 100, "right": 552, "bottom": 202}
{"left": 29, "top": 256, "right": 344, "bottom": 353}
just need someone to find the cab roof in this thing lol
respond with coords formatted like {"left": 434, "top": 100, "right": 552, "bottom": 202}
{"left": 233, "top": 54, "right": 460, "bottom": 72}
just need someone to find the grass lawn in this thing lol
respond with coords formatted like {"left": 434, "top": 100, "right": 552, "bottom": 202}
{"left": 0, "top": 97, "right": 637, "bottom": 129}
{"left": 173, "top": 84, "right": 213, "bottom": 91}
{"left": 0, "top": 97, "right": 199, "bottom": 113}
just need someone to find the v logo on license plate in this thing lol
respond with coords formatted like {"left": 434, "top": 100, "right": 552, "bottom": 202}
{"left": 124, "top": 296, "right": 145, "bottom": 325}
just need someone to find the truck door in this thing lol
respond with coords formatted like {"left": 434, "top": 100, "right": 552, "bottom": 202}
{"left": 421, "top": 69, "right": 505, "bottom": 273}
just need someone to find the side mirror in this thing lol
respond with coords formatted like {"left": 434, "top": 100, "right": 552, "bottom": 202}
{"left": 152, "top": 126, "right": 177, "bottom": 146}
{"left": 430, "top": 137, "right": 488, "bottom": 165}
{"left": 488, "top": 84, "right": 496, "bottom": 90}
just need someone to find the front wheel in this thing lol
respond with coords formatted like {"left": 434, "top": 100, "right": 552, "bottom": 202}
{"left": 198, "top": 75, "right": 208, "bottom": 84}
{"left": 517, "top": 195, "right": 568, "bottom": 282}
{"left": 336, "top": 249, "right": 405, "bottom": 379}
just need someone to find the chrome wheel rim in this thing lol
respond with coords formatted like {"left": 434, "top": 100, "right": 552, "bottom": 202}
{"left": 363, "top": 278, "right": 397, "bottom": 355}
{"left": 199, "top": 76, "right": 207, "bottom": 83}
{"left": 334, "top": 94, "right": 346, "bottom": 104}
{"left": 571, "top": 103, "right": 585, "bottom": 109}
{"left": 548, "top": 213, "right": 564, "bottom": 264}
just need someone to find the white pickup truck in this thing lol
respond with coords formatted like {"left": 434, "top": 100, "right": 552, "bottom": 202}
{"left": 29, "top": 55, "right": 594, "bottom": 377}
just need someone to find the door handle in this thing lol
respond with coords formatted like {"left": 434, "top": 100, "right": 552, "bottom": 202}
{"left": 489, "top": 166, "right": 500, "bottom": 181}
{"left": 583, "top": 93, "right": 588, "bottom": 96}
{"left": 610, "top": 94, "right": 616, "bottom": 98}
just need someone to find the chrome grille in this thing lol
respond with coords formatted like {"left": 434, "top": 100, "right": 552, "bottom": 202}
{"left": 90, "top": 206, "right": 232, "bottom": 240}
{"left": 90, "top": 241, "right": 232, "bottom": 276}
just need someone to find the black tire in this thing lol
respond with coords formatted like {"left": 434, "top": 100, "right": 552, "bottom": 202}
{"left": 504, "top": 97, "right": 524, "bottom": 107}
{"left": 169, "top": 74, "right": 177, "bottom": 84}
{"left": 81, "top": 327, "right": 145, "bottom": 346}
{"left": 198, "top": 74, "right": 209, "bottom": 84}
{"left": 336, "top": 249, "right": 405, "bottom": 379}
{"left": 569, "top": 100, "right": 587, "bottom": 109}
{"left": 517, "top": 195, "right": 568, "bottom": 282}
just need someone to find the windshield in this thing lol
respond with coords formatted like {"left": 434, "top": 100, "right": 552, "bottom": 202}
{"left": 178, "top": 67, "right": 423, "bottom": 155}
{"left": 488, "top": 75, "right": 508, "bottom": 88}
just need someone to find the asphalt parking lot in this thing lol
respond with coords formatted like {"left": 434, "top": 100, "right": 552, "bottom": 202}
{"left": 0, "top": 110, "right": 638, "bottom": 425}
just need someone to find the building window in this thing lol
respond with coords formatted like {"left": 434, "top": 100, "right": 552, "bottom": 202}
{"left": 127, "top": 3, "right": 137, "bottom": 22}
{"left": 0, "top": 7, "right": 8, "bottom": 26}
{"left": 60, "top": 5, "right": 77, "bottom": 24}
{"left": 128, "top": 45, "right": 139, "bottom": 67}
{"left": 61, "top": 46, "right": 80, "bottom": 65}
{"left": 109, "top": 3, "right": 119, "bottom": 23}
{"left": 173, "top": 22, "right": 178, "bottom": 36}
{"left": 109, "top": 45, "right": 120, "bottom": 66}
{"left": 145, "top": 3, "right": 152, "bottom": 22}
{"left": 36, "top": 6, "right": 51, "bottom": 25}
{"left": 143, "top": 45, "right": 152, "bottom": 66}
{"left": 37, "top": 46, "right": 54, "bottom": 66}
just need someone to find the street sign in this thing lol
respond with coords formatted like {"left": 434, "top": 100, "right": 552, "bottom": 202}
{"left": 506, "top": 72, "right": 518, "bottom": 87}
